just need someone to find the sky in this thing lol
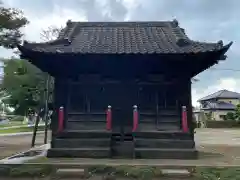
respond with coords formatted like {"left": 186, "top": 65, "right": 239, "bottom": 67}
{"left": 1, "top": 0, "right": 240, "bottom": 106}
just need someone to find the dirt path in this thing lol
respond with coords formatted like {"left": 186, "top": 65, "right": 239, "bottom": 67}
{"left": 0, "top": 133, "right": 51, "bottom": 158}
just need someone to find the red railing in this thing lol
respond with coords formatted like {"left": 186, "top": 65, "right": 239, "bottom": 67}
{"left": 58, "top": 106, "right": 64, "bottom": 133}
{"left": 181, "top": 106, "right": 188, "bottom": 132}
{"left": 106, "top": 105, "right": 112, "bottom": 130}
{"left": 132, "top": 105, "right": 139, "bottom": 132}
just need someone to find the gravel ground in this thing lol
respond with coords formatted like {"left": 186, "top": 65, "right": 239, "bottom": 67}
{"left": 1, "top": 128, "right": 240, "bottom": 163}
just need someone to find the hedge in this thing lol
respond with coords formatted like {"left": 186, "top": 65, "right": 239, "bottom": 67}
{"left": 205, "top": 120, "right": 240, "bottom": 128}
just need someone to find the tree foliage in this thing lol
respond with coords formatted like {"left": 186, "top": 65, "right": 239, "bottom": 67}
{"left": 0, "top": 25, "right": 62, "bottom": 115}
{"left": 234, "top": 104, "right": 240, "bottom": 121}
{"left": 224, "top": 104, "right": 240, "bottom": 121}
{"left": 0, "top": 1, "right": 28, "bottom": 48}
{"left": 0, "top": 58, "right": 53, "bottom": 115}
{"left": 40, "top": 25, "right": 63, "bottom": 41}
{"left": 225, "top": 112, "right": 235, "bottom": 121}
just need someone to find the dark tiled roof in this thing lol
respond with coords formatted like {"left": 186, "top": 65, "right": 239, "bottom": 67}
{"left": 198, "top": 90, "right": 240, "bottom": 102}
{"left": 19, "top": 20, "right": 233, "bottom": 55}
{"left": 201, "top": 101, "right": 236, "bottom": 110}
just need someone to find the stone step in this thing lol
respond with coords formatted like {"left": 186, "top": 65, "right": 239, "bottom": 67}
{"left": 52, "top": 138, "right": 111, "bottom": 148}
{"left": 135, "top": 148, "right": 198, "bottom": 159}
{"left": 135, "top": 139, "right": 195, "bottom": 149}
{"left": 137, "top": 124, "right": 180, "bottom": 131}
{"left": 47, "top": 147, "right": 110, "bottom": 158}
{"left": 133, "top": 131, "right": 192, "bottom": 140}
{"left": 66, "top": 121, "right": 106, "bottom": 130}
{"left": 68, "top": 113, "right": 106, "bottom": 121}
{"left": 139, "top": 116, "right": 180, "bottom": 123}
{"left": 56, "top": 130, "right": 112, "bottom": 139}
{"left": 111, "top": 141, "right": 135, "bottom": 158}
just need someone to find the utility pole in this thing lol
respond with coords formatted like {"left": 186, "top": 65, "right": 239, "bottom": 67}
{"left": 40, "top": 26, "right": 62, "bottom": 144}
{"left": 44, "top": 75, "right": 50, "bottom": 144}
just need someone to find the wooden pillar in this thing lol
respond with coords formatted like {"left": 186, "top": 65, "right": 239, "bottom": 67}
{"left": 186, "top": 80, "right": 194, "bottom": 138}
{"left": 52, "top": 77, "right": 69, "bottom": 138}
{"left": 179, "top": 79, "right": 194, "bottom": 138}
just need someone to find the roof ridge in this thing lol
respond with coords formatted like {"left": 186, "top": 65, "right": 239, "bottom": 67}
{"left": 198, "top": 89, "right": 240, "bottom": 102}
{"left": 64, "top": 20, "right": 179, "bottom": 28}
{"left": 198, "top": 90, "right": 222, "bottom": 101}
{"left": 218, "top": 89, "right": 227, "bottom": 97}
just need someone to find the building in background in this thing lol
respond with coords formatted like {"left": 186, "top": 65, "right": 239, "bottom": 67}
{"left": 197, "top": 89, "right": 240, "bottom": 121}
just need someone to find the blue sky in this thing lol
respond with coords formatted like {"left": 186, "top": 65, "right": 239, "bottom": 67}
{"left": 1, "top": 0, "right": 240, "bottom": 106}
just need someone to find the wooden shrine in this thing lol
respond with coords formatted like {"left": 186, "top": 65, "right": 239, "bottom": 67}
{"left": 17, "top": 20, "right": 232, "bottom": 159}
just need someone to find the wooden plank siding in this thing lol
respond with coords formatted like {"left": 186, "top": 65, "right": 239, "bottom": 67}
{"left": 58, "top": 77, "right": 190, "bottom": 131}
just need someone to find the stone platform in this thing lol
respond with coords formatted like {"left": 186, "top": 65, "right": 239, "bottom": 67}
{"left": 48, "top": 130, "right": 197, "bottom": 159}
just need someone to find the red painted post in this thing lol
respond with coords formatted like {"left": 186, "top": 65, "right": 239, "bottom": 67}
{"left": 58, "top": 106, "right": 64, "bottom": 133}
{"left": 106, "top": 105, "right": 112, "bottom": 130}
{"left": 132, "top": 105, "right": 138, "bottom": 132}
{"left": 182, "top": 106, "right": 188, "bottom": 132}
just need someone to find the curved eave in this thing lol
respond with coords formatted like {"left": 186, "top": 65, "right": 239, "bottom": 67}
{"left": 17, "top": 41, "right": 233, "bottom": 59}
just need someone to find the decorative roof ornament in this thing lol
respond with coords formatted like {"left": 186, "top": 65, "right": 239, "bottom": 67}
{"left": 66, "top": 19, "right": 72, "bottom": 26}
{"left": 23, "top": 40, "right": 29, "bottom": 45}
{"left": 217, "top": 40, "right": 223, "bottom": 47}
{"left": 172, "top": 19, "right": 179, "bottom": 27}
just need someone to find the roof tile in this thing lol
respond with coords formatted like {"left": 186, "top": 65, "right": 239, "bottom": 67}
{"left": 21, "top": 21, "right": 232, "bottom": 55}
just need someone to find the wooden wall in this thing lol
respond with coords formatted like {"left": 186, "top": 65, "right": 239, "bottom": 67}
{"left": 51, "top": 75, "right": 193, "bottom": 134}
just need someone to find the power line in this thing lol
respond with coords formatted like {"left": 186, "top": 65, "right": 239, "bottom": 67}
{"left": 209, "top": 68, "right": 240, "bottom": 72}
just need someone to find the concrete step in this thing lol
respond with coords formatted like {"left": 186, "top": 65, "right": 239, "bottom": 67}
{"left": 133, "top": 131, "right": 192, "bottom": 140}
{"left": 135, "top": 148, "right": 198, "bottom": 159}
{"left": 47, "top": 147, "right": 110, "bottom": 158}
{"left": 135, "top": 139, "right": 195, "bottom": 149}
{"left": 56, "top": 130, "right": 112, "bottom": 139}
{"left": 52, "top": 138, "right": 111, "bottom": 148}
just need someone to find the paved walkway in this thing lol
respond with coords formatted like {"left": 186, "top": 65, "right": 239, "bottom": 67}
{"left": 195, "top": 128, "right": 240, "bottom": 146}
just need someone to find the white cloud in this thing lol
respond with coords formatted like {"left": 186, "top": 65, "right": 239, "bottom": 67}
{"left": 21, "top": 4, "right": 87, "bottom": 42}
{"left": 1, "top": 0, "right": 239, "bottom": 106}
{"left": 192, "top": 78, "right": 240, "bottom": 107}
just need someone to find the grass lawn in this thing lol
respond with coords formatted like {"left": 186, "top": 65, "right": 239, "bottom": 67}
{"left": 0, "top": 121, "right": 23, "bottom": 127}
{"left": 18, "top": 157, "right": 240, "bottom": 179}
{"left": 0, "top": 163, "right": 240, "bottom": 179}
{"left": 0, "top": 125, "right": 47, "bottom": 134}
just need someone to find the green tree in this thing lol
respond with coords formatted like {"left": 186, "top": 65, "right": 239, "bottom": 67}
{"left": 0, "top": 58, "right": 52, "bottom": 115}
{"left": 225, "top": 112, "right": 235, "bottom": 121}
{"left": 234, "top": 104, "right": 240, "bottom": 121}
{"left": 0, "top": 1, "right": 28, "bottom": 48}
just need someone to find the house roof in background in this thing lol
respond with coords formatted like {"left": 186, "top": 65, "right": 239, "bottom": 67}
{"left": 18, "top": 20, "right": 232, "bottom": 55}
{"left": 198, "top": 89, "right": 240, "bottom": 102}
{"left": 201, "top": 101, "right": 236, "bottom": 110}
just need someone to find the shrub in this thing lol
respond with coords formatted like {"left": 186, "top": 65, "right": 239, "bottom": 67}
{"left": 205, "top": 120, "right": 240, "bottom": 128}
{"left": 11, "top": 115, "right": 24, "bottom": 121}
